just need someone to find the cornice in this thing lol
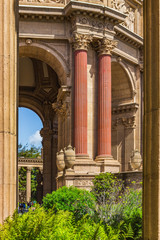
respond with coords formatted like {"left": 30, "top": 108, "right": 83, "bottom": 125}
{"left": 115, "top": 25, "right": 143, "bottom": 48}
{"left": 18, "top": 157, "right": 43, "bottom": 164}
{"left": 19, "top": 1, "right": 126, "bottom": 24}
{"left": 112, "top": 103, "right": 139, "bottom": 114}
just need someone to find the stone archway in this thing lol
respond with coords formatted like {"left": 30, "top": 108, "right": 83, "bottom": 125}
{"left": 19, "top": 42, "right": 70, "bottom": 86}
{"left": 18, "top": 48, "right": 69, "bottom": 196}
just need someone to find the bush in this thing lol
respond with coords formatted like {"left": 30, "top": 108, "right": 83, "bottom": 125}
{"left": 42, "top": 186, "right": 96, "bottom": 220}
{"left": 0, "top": 174, "right": 142, "bottom": 239}
{"left": 0, "top": 207, "right": 140, "bottom": 240}
{"left": 92, "top": 172, "right": 124, "bottom": 205}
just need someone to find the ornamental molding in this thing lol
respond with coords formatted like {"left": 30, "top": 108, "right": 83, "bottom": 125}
{"left": 71, "top": 33, "right": 93, "bottom": 51}
{"left": 95, "top": 38, "right": 117, "bottom": 56}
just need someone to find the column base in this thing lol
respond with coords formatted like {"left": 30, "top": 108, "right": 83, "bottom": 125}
{"left": 76, "top": 154, "right": 89, "bottom": 159}
{"left": 95, "top": 155, "right": 120, "bottom": 173}
{"left": 74, "top": 155, "right": 100, "bottom": 174}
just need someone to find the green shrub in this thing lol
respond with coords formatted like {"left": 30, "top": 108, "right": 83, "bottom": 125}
{"left": 92, "top": 172, "right": 124, "bottom": 205}
{"left": 0, "top": 174, "right": 142, "bottom": 240}
{"left": 42, "top": 186, "right": 96, "bottom": 220}
{"left": 0, "top": 207, "right": 138, "bottom": 240}
{"left": 91, "top": 173, "right": 142, "bottom": 239}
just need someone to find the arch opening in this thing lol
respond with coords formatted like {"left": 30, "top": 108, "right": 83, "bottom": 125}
{"left": 18, "top": 107, "right": 43, "bottom": 204}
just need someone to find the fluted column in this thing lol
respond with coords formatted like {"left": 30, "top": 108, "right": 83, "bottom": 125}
{"left": 96, "top": 39, "right": 117, "bottom": 160}
{"left": 0, "top": 1, "right": 18, "bottom": 223}
{"left": 72, "top": 33, "right": 92, "bottom": 156}
{"left": 26, "top": 167, "right": 32, "bottom": 203}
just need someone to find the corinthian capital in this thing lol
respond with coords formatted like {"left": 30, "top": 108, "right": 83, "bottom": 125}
{"left": 97, "top": 38, "right": 117, "bottom": 56}
{"left": 72, "top": 33, "right": 92, "bottom": 51}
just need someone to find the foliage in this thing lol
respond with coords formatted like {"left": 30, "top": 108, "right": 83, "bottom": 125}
{"left": 0, "top": 207, "right": 141, "bottom": 240}
{"left": 1, "top": 173, "right": 142, "bottom": 240}
{"left": 18, "top": 144, "right": 41, "bottom": 158}
{"left": 42, "top": 186, "right": 96, "bottom": 220}
{"left": 92, "top": 172, "right": 124, "bottom": 205}
{"left": 91, "top": 173, "right": 142, "bottom": 239}
{"left": 18, "top": 144, "right": 41, "bottom": 202}
{"left": 19, "top": 167, "right": 27, "bottom": 193}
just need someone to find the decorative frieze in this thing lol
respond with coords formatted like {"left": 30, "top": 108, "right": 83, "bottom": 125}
{"left": 111, "top": 0, "right": 135, "bottom": 31}
{"left": 74, "top": 180, "right": 93, "bottom": 187}
{"left": 19, "top": 0, "right": 65, "bottom": 4}
{"left": 72, "top": 33, "right": 92, "bottom": 51}
{"left": 71, "top": 15, "right": 115, "bottom": 32}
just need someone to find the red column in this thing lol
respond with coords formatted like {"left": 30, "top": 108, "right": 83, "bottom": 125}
{"left": 98, "top": 54, "right": 112, "bottom": 158}
{"left": 74, "top": 50, "right": 88, "bottom": 156}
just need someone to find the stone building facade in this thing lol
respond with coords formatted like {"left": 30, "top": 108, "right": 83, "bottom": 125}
{"left": 0, "top": 0, "right": 144, "bottom": 223}
{"left": 19, "top": 0, "right": 143, "bottom": 193}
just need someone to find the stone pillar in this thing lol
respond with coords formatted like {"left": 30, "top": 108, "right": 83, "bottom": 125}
{"left": 26, "top": 167, "right": 32, "bottom": 203}
{"left": 98, "top": 54, "right": 112, "bottom": 157}
{"left": 96, "top": 39, "right": 115, "bottom": 158}
{"left": 143, "top": 1, "right": 160, "bottom": 239}
{"left": 40, "top": 127, "right": 52, "bottom": 196}
{"left": 72, "top": 33, "right": 92, "bottom": 157}
{"left": 36, "top": 168, "right": 43, "bottom": 204}
{"left": 95, "top": 38, "right": 120, "bottom": 172}
{"left": 0, "top": 1, "right": 18, "bottom": 223}
{"left": 40, "top": 101, "right": 53, "bottom": 196}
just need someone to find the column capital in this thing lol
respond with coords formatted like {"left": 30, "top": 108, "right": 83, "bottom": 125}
{"left": 72, "top": 33, "right": 92, "bottom": 51}
{"left": 96, "top": 38, "right": 117, "bottom": 56}
{"left": 26, "top": 167, "right": 32, "bottom": 172}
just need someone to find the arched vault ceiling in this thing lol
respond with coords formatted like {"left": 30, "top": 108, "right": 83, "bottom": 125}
{"left": 19, "top": 57, "right": 60, "bottom": 107}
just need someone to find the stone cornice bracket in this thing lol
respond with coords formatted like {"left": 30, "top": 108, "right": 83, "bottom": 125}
{"left": 138, "top": 46, "right": 143, "bottom": 72}
{"left": 122, "top": 116, "right": 136, "bottom": 129}
{"left": 71, "top": 33, "right": 93, "bottom": 51}
{"left": 52, "top": 101, "right": 67, "bottom": 117}
{"left": 112, "top": 116, "right": 136, "bottom": 129}
{"left": 96, "top": 38, "right": 117, "bottom": 56}
{"left": 52, "top": 85, "right": 71, "bottom": 118}
{"left": 40, "top": 127, "right": 53, "bottom": 138}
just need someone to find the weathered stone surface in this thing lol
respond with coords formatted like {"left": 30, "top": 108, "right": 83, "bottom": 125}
{"left": 0, "top": 0, "right": 18, "bottom": 224}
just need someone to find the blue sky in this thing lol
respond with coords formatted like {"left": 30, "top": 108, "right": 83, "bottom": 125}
{"left": 18, "top": 107, "right": 43, "bottom": 148}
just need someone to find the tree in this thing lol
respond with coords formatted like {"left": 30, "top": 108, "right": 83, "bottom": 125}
{"left": 18, "top": 144, "right": 41, "bottom": 158}
{"left": 18, "top": 144, "right": 41, "bottom": 201}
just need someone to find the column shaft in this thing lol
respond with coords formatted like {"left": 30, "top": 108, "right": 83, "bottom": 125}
{"left": 98, "top": 55, "right": 112, "bottom": 157}
{"left": 143, "top": 0, "right": 160, "bottom": 239}
{"left": 26, "top": 168, "right": 31, "bottom": 203}
{"left": 0, "top": 0, "right": 17, "bottom": 223}
{"left": 42, "top": 134, "right": 52, "bottom": 196}
{"left": 74, "top": 50, "right": 88, "bottom": 156}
